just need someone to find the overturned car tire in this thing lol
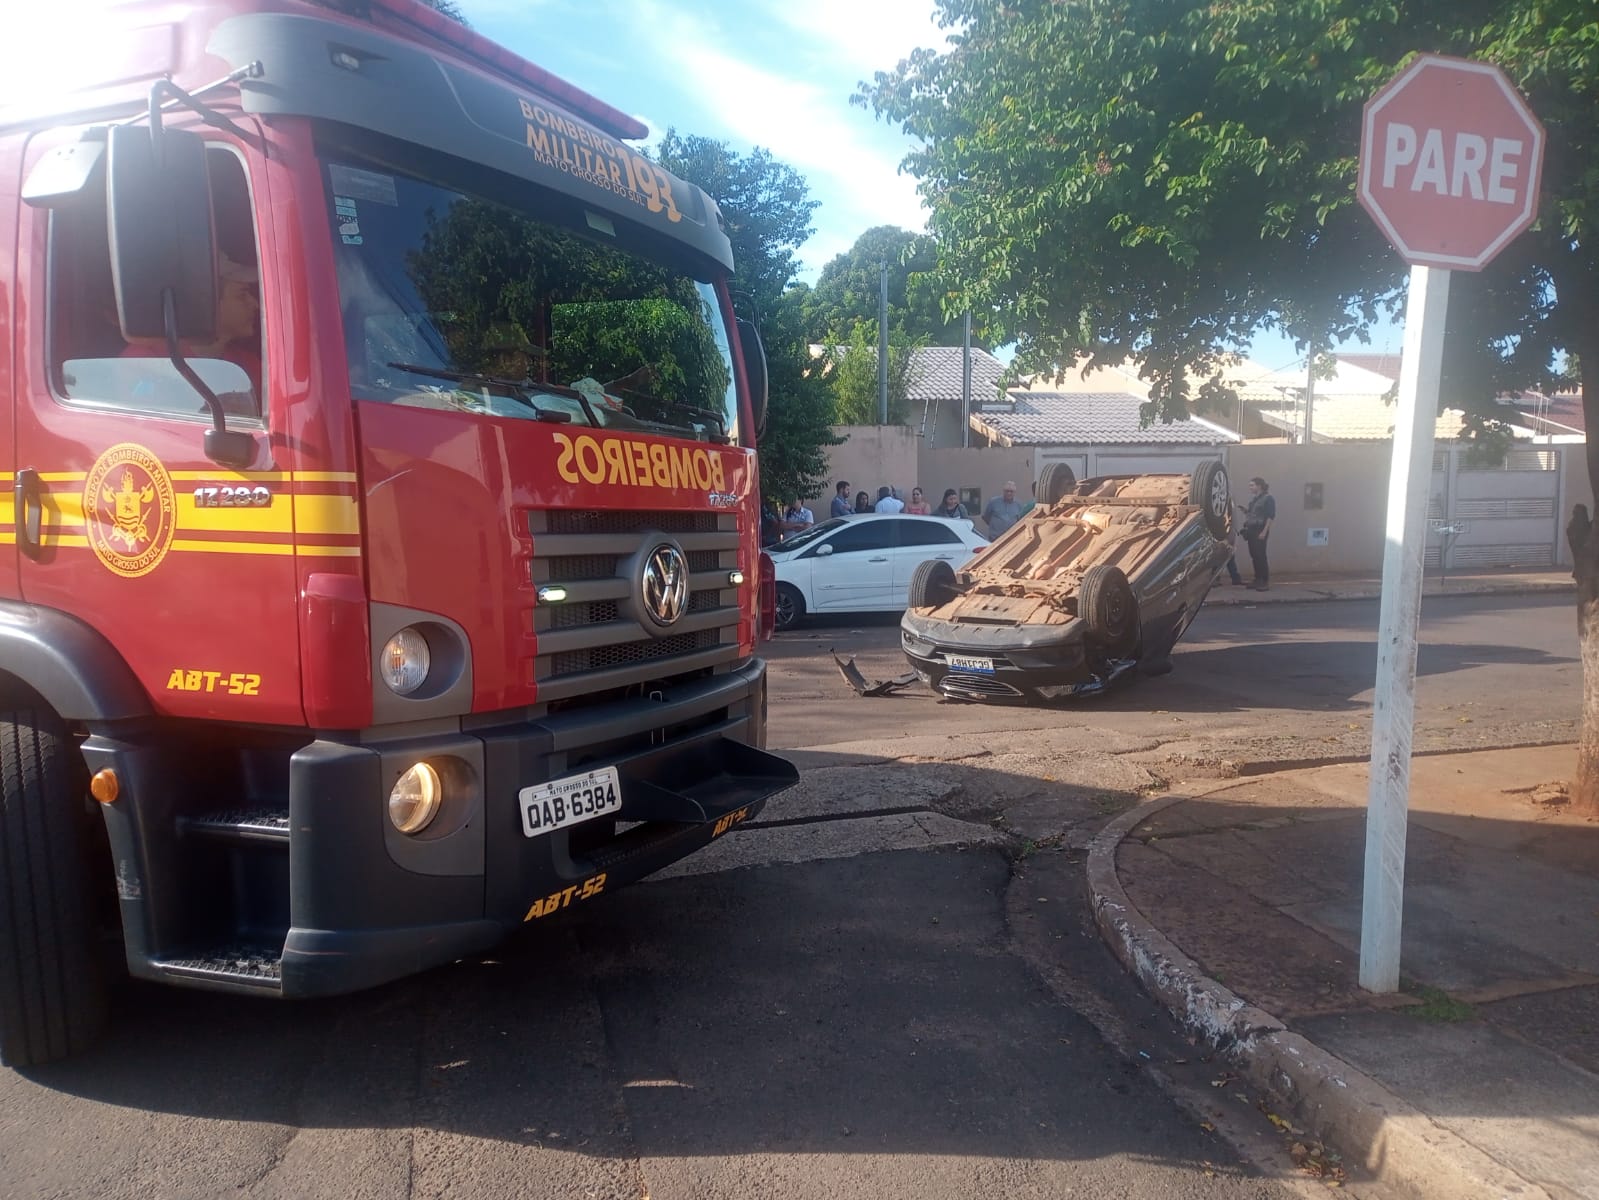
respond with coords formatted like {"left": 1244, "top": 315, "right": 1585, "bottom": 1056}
{"left": 1038, "top": 462, "right": 1079, "bottom": 507}
{"left": 1078, "top": 564, "right": 1138, "bottom": 655}
{"left": 908, "top": 558, "right": 959, "bottom": 611}
{"left": 1189, "top": 460, "right": 1231, "bottom": 539}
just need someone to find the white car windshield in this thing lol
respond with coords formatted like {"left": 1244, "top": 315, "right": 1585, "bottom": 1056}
{"left": 776, "top": 517, "right": 849, "bottom": 551}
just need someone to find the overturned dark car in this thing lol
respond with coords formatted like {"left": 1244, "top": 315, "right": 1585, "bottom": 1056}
{"left": 900, "top": 462, "right": 1233, "bottom": 702}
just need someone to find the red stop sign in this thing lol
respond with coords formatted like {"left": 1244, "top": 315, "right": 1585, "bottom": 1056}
{"left": 1358, "top": 55, "right": 1544, "bottom": 271}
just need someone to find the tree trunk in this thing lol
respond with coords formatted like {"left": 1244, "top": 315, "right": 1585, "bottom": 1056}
{"left": 1569, "top": 504, "right": 1599, "bottom": 818}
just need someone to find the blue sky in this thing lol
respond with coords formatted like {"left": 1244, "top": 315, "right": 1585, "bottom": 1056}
{"left": 461, "top": 0, "right": 1402, "bottom": 374}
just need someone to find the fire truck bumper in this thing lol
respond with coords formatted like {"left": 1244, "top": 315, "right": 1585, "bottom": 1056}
{"left": 277, "top": 658, "right": 794, "bottom": 997}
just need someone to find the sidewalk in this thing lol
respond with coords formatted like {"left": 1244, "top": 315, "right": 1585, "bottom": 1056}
{"left": 1088, "top": 745, "right": 1598, "bottom": 1199}
{"left": 1204, "top": 566, "right": 1573, "bottom": 607}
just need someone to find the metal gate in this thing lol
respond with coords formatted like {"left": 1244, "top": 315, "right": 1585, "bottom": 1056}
{"left": 1426, "top": 446, "right": 1561, "bottom": 569}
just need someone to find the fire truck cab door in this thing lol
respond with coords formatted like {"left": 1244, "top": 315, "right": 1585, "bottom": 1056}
{"left": 14, "top": 127, "right": 305, "bottom": 726}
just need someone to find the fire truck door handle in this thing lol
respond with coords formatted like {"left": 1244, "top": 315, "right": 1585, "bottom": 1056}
{"left": 15, "top": 470, "right": 43, "bottom": 558}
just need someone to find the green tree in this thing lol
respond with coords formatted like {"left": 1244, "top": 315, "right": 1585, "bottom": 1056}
{"left": 652, "top": 132, "right": 843, "bottom": 499}
{"left": 826, "top": 325, "right": 922, "bottom": 425}
{"left": 863, "top": 0, "right": 1599, "bottom": 810}
{"left": 804, "top": 226, "right": 973, "bottom": 346}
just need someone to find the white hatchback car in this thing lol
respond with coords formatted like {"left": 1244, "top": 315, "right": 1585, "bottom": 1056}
{"left": 767, "top": 513, "right": 989, "bottom": 630}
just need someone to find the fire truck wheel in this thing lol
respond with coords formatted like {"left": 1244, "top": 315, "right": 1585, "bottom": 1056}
{"left": 0, "top": 708, "right": 109, "bottom": 1068}
{"left": 775, "top": 584, "right": 805, "bottom": 631}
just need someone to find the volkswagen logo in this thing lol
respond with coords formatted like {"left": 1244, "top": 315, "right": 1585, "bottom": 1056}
{"left": 641, "top": 543, "right": 689, "bottom": 627}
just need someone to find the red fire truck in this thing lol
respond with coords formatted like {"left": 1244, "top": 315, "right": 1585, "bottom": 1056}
{"left": 0, "top": 0, "right": 794, "bottom": 1066}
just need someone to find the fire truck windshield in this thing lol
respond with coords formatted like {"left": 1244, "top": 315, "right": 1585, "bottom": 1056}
{"left": 324, "top": 157, "right": 739, "bottom": 442}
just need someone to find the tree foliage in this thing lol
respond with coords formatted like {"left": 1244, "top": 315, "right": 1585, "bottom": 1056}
{"left": 826, "top": 325, "right": 922, "bottom": 425}
{"left": 860, "top": 0, "right": 1597, "bottom": 430}
{"left": 804, "top": 226, "right": 974, "bottom": 346}
{"left": 651, "top": 132, "right": 843, "bottom": 500}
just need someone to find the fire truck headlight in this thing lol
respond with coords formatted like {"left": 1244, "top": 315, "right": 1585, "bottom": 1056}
{"left": 380, "top": 627, "right": 431, "bottom": 695}
{"left": 389, "top": 762, "right": 442, "bottom": 834}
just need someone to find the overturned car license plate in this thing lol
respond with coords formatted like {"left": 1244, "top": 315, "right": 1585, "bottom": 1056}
{"left": 519, "top": 767, "right": 622, "bottom": 838}
{"left": 946, "top": 654, "right": 995, "bottom": 673}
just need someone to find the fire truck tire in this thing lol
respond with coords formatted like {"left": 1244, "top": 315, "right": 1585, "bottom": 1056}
{"left": 0, "top": 708, "right": 108, "bottom": 1068}
{"left": 775, "top": 584, "right": 805, "bottom": 631}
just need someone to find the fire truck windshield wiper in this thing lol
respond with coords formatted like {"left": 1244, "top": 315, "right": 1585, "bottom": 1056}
{"left": 386, "top": 362, "right": 590, "bottom": 424}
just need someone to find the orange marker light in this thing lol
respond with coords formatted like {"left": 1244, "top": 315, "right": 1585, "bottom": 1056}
{"left": 90, "top": 768, "right": 120, "bottom": 805}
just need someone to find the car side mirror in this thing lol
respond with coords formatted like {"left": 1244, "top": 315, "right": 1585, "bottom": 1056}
{"left": 815, "top": 544, "right": 834, "bottom": 557}
{"left": 737, "top": 317, "right": 768, "bottom": 440}
{"left": 107, "top": 124, "right": 216, "bottom": 342}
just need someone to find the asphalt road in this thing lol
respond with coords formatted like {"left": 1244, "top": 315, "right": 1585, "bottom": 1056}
{"left": 0, "top": 592, "right": 1572, "bottom": 1198}
{"left": 1, "top": 851, "right": 1289, "bottom": 1200}
{"left": 767, "top": 592, "right": 1578, "bottom": 775}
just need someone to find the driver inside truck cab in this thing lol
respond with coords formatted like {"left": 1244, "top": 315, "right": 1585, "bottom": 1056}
{"left": 119, "top": 252, "right": 262, "bottom": 385}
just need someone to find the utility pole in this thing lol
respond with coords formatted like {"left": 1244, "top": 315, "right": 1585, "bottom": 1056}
{"left": 877, "top": 262, "right": 889, "bottom": 425}
{"left": 961, "top": 310, "right": 972, "bottom": 449}
{"left": 1304, "top": 353, "right": 1317, "bottom": 444}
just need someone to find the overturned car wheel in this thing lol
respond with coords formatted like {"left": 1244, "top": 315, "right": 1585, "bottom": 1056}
{"left": 1038, "top": 462, "right": 1079, "bottom": 507}
{"left": 1078, "top": 564, "right": 1138, "bottom": 655}
{"left": 908, "top": 559, "right": 959, "bottom": 610}
{"left": 1189, "top": 460, "right": 1231, "bottom": 539}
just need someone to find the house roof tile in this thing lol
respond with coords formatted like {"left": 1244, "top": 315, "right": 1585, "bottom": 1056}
{"left": 905, "top": 346, "right": 1008, "bottom": 402}
{"left": 971, "top": 392, "right": 1240, "bottom": 446}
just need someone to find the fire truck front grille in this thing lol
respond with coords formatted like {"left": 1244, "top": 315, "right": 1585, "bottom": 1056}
{"left": 552, "top": 600, "right": 619, "bottom": 629}
{"left": 548, "top": 554, "right": 621, "bottom": 582}
{"left": 549, "top": 510, "right": 720, "bottom": 536}
{"left": 550, "top": 629, "right": 720, "bottom": 677}
{"left": 527, "top": 507, "right": 743, "bottom": 702}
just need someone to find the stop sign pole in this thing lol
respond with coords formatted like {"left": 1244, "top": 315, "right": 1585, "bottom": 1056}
{"left": 1355, "top": 55, "right": 1544, "bottom": 993}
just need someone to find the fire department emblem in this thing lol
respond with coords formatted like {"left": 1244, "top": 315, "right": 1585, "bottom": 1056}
{"left": 83, "top": 443, "right": 176, "bottom": 578}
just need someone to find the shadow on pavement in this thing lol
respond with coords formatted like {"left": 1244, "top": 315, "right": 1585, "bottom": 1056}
{"left": 1, "top": 758, "right": 1272, "bottom": 1198}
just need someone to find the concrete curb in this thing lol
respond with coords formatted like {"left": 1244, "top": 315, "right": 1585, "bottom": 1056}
{"left": 1205, "top": 578, "right": 1572, "bottom": 607}
{"left": 1087, "top": 795, "right": 1553, "bottom": 1200}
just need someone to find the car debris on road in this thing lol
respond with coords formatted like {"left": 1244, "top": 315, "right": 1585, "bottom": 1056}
{"left": 832, "top": 652, "right": 920, "bottom": 697}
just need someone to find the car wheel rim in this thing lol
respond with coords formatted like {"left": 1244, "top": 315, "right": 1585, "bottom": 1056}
{"left": 1210, "top": 473, "right": 1228, "bottom": 517}
{"left": 776, "top": 595, "right": 795, "bottom": 626}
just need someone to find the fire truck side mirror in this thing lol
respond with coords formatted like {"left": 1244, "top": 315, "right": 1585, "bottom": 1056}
{"left": 737, "top": 317, "right": 769, "bottom": 440}
{"left": 106, "top": 125, "right": 217, "bottom": 344}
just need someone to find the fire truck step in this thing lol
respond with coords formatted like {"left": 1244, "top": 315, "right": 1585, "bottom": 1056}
{"left": 153, "top": 946, "right": 284, "bottom": 992}
{"left": 180, "top": 809, "right": 291, "bottom": 844}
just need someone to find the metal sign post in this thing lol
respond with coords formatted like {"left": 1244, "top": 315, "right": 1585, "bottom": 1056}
{"left": 1359, "top": 264, "right": 1448, "bottom": 992}
{"left": 1353, "top": 54, "right": 1544, "bottom": 992}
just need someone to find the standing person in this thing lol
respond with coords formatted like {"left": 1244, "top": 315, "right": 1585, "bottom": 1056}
{"left": 781, "top": 498, "right": 814, "bottom": 534}
{"left": 759, "top": 500, "right": 782, "bottom": 547}
{"left": 933, "top": 488, "right": 968, "bottom": 520}
{"left": 1238, "top": 476, "right": 1276, "bottom": 591}
{"left": 854, "top": 490, "right": 873, "bottom": 514}
{"left": 982, "top": 480, "right": 1025, "bottom": 538}
{"left": 830, "top": 480, "right": 854, "bottom": 518}
{"left": 875, "top": 486, "right": 905, "bottom": 514}
{"left": 904, "top": 487, "right": 931, "bottom": 515}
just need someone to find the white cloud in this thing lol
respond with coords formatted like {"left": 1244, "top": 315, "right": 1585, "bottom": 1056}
{"left": 763, "top": 0, "right": 948, "bottom": 78}
{"left": 629, "top": 1, "right": 929, "bottom": 277}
